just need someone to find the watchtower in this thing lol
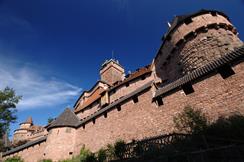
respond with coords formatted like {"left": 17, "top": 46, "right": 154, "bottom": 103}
{"left": 154, "top": 9, "right": 243, "bottom": 82}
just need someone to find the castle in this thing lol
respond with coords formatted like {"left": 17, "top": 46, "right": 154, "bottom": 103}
{"left": 2, "top": 9, "right": 244, "bottom": 162}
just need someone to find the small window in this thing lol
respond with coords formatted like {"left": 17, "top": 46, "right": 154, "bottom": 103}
{"left": 218, "top": 64, "right": 235, "bottom": 79}
{"left": 141, "top": 75, "right": 146, "bottom": 80}
{"left": 211, "top": 12, "right": 217, "bottom": 16}
{"left": 126, "top": 83, "right": 130, "bottom": 87}
{"left": 117, "top": 105, "right": 121, "bottom": 111}
{"left": 156, "top": 97, "right": 163, "bottom": 106}
{"left": 69, "top": 152, "right": 73, "bottom": 155}
{"left": 184, "top": 18, "right": 193, "bottom": 25}
{"left": 104, "top": 112, "right": 107, "bottom": 118}
{"left": 83, "top": 124, "right": 85, "bottom": 129}
{"left": 133, "top": 96, "right": 139, "bottom": 103}
{"left": 182, "top": 83, "right": 194, "bottom": 95}
{"left": 92, "top": 118, "right": 96, "bottom": 124}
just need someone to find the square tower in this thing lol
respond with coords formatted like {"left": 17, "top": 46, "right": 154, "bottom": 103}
{"left": 100, "top": 59, "right": 125, "bottom": 86}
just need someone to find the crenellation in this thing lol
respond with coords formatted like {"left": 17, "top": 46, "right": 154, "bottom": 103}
{"left": 2, "top": 9, "right": 244, "bottom": 162}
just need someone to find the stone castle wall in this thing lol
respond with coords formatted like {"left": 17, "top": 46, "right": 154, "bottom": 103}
{"left": 74, "top": 61, "right": 244, "bottom": 152}
{"left": 109, "top": 73, "right": 153, "bottom": 103}
{"left": 2, "top": 10, "right": 244, "bottom": 162}
{"left": 3, "top": 53, "right": 244, "bottom": 162}
{"left": 154, "top": 12, "right": 242, "bottom": 82}
{"left": 4, "top": 141, "right": 46, "bottom": 162}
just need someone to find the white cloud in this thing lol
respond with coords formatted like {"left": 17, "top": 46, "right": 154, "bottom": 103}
{"left": 0, "top": 59, "right": 82, "bottom": 110}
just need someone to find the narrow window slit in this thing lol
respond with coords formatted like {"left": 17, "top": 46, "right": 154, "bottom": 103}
{"left": 104, "top": 112, "right": 107, "bottom": 118}
{"left": 218, "top": 64, "right": 235, "bottom": 79}
{"left": 182, "top": 83, "right": 194, "bottom": 95}
{"left": 133, "top": 96, "right": 139, "bottom": 103}
{"left": 117, "top": 105, "right": 121, "bottom": 111}
{"left": 156, "top": 97, "right": 163, "bottom": 106}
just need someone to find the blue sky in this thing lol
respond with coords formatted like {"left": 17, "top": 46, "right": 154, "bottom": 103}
{"left": 0, "top": 0, "right": 243, "bottom": 138}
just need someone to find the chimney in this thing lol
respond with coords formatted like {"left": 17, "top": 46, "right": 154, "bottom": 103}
{"left": 100, "top": 59, "right": 125, "bottom": 85}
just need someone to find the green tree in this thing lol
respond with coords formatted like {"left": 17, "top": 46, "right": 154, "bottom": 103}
{"left": 47, "top": 117, "right": 54, "bottom": 124}
{"left": 0, "top": 87, "right": 21, "bottom": 139}
{"left": 114, "top": 139, "right": 126, "bottom": 159}
{"left": 173, "top": 106, "right": 208, "bottom": 134}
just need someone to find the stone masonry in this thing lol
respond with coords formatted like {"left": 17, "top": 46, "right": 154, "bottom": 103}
{"left": 2, "top": 9, "right": 244, "bottom": 162}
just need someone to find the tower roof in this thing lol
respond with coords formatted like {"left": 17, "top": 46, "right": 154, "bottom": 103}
{"left": 20, "top": 117, "right": 33, "bottom": 125}
{"left": 26, "top": 117, "right": 33, "bottom": 124}
{"left": 101, "top": 59, "right": 124, "bottom": 70}
{"left": 47, "top": 108, "right": 80, "bottom": 130}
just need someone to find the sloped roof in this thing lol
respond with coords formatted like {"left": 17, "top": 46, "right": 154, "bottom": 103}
{"left": 20, "top": 117, "right": 33, "bottom": 125}
{"left": 47, "top": 108, "right": 80, "bottom": 130}
{"left": 73, "top": 80, "right": 109, "bottom": 108}
{"left": 74, "top": 65, "right": 152, "bottom": 113}
{"left": 110, "top": 64, "right": 152, "bottom": 91}
{"left": 26, "top": 117, "right": 33, "bottom": 124}
{"left": 74, "top": 88, "right": 105, "bottom": 113}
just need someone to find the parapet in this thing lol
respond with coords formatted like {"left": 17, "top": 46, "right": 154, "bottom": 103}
{"left": 154, "top": 9, "right": 243, "bottom": 83}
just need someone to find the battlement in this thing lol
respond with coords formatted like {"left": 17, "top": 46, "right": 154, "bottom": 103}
{"left": 154, "top": 9, "right": 242, "bottom": 83}
{"left": 5, "top": 10, "right": 244, "bottom": 162}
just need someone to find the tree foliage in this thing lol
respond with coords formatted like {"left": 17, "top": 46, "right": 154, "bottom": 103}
{"left": 4, "top": 156, "right": 24, "bottom": 162}
{"left": 173, "top": 106, "right": 208, "bottom": 134}
{"left": 47, "top": 117, "right": 54, "bottom": 124}
{"left": 0, "top": 87, "right": 21, "bottom": 137}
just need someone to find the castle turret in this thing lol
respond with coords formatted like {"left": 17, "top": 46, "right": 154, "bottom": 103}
{"left": 13, "top": 117, "right": 33, "bottom": 144}
{"left": 100, "top": 59, "right": 125, "bottom": 85}
{"left": 45, "top": 108, "right": 80, "bottom": 161}
{"left": 154, "top": 9, "right": 243, "bottom": 82}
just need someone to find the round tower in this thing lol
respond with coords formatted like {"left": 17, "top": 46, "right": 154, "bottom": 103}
{"left": 153, "top": 9, "right": 243, "bottom": 82}
{"left": 44, "top": 108, "right": 79, "bottom": 161}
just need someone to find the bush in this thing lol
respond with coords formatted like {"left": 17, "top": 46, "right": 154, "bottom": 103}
{"left": 4, "top": 156, "right": 24, "bottom": 162}
{"left": 78, "top": 146, "right": 97, "bottom": 162}
{"left": 106, "top": 144, "right": 115, "bottom": 160}
{"left": 39, "top": 159, "right": 52, "bottom": 162}
{"left": 97, "top": 148, "right": 107, "bottom": 162}
{"left": 173, "top": 106, "right": 208, "bottom": 134}
{"left": 114, "top": 140, "right": 126, "bottom": 159}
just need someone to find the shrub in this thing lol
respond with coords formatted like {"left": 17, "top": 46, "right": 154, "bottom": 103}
{"left": 106, "top": 144, "right": 115, "bottom": 160}
{"left": 114, "top": 139, "right": 126, "bottom": 159}
{"left": 40, "top": 159, "right": 52, "bottom": 162}
{"left": 173, "top": 106, "right": 208, "bottom": 134}
{"left": 79, "top": 146, "right": 97, "bottom": 162}
{"left": 97, "top": 148, "right": 107, "bottom": 162}
{"left": 4, "top": 156, "right": 24, "bottom": 162}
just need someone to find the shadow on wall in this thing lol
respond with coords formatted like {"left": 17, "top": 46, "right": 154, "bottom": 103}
{"left": 110, "top": 107, "right": 244, "bottom": 162}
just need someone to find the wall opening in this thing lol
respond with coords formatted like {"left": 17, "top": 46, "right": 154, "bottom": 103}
{"left": 133, "top": 96, "right": 139, "bottom": 103}
{"left": 104, "top": 112, "right": 107, "bottom": 118}
{"left": 117, "top": 105, "right": 121, "bottom": 111}
{"left": 155, "top": 97, "right": 163, "bottom": 106}
{"left": 218, "top": 64, "right": 235, "bottom": 79}
{"left": 184, "top": 17, "right": 193, "bottom": 25}
{"left": 141, "top": 75, "right": 146, "bottom": 80}
{"left": 182, "top": 83, "right": 194, "bottom": 95}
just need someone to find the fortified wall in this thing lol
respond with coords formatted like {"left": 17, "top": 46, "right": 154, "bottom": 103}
{"left": 2, "top": 10, "right": 244, "bottom": 162}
